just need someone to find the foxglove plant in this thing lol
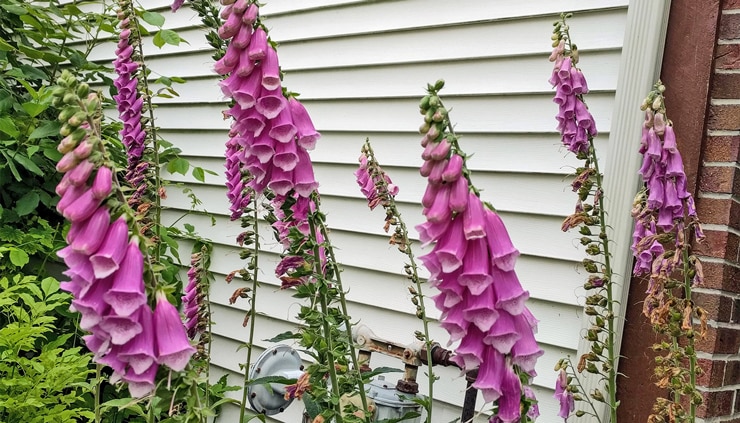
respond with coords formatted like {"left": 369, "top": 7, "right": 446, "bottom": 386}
{"left": 417, "top": 80, "right": 541, "bottom": 422}
{"left": 549, "top": 14, "right": 618, "bottom": 423}
{"left": 210, "top": 2, "right": 371, "bottom": 422}
{"left": 52, "top": 71, "right": 194, "bottom": 399}
{"left": 632, "top": 82, "right": 706, "bottom": 423}
{"left": 355, "top": 139, "right": 436, "bottom": 423}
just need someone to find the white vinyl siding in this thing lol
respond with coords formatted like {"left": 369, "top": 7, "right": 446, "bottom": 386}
{"left": 88, "top": 0, "right": 632, "bottom": 421}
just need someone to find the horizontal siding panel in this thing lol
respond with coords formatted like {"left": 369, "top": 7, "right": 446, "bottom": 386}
{"left": 150, "top": 93, "right": 614, "bottom": 134}
{"left": 160, "top": 130, "right": 608, "bottom": 176}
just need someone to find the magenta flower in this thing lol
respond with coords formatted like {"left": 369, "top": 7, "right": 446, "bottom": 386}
{"left": 90, "top": 217, "right": 130, "bottom": 279}
{"left": 104, "top": 240, "right": 147, "bottom": 317}
{"left": 555, "top": 370, "right": 575, "bottom": 419}
{"left": 355, "top": 151, "right": 399, "bottom": 210}
{"left": 154, "top": 291, "right": 195, "bottom": 371}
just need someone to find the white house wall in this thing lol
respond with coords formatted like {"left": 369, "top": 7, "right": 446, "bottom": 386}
{"left": 87, "top": 0, "right": 632, "bottom": 421}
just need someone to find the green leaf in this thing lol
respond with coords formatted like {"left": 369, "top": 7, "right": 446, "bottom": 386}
{"left": 14, "top": 191, "right": 39, "bottom": 216}
{"left": 361, "top": 366, "right": 403, "bottom": 379}
{"left": 18, "top": 44, "right": 44, "bottom": 59}
{"left": 0, "top": 38, "right": 14, "bottom": 52}
{"left": 0, "top": 117, "right": 19, "bottom": 137}
{"left": 13, "top": 153, "right": 44, "bottom": 176}
{"left": 142, "top": 11, "right": 165, "bottom": 28}
{"left": 2, "top": 151, "right": 22, "bottom": 181}
{"left": 22, "top": 102, "right": 47, "bottom": 117}
{"left": 244, "top": 376, "right": 296, "bottom": 387}
{"left": 0, "top": 4, "right": 27, "bottom": 15}
{"left": 41, "top": 277, "right": 59, "bottom": 298}
{"left": 263, "top": 331, "right": 299, "bottom": 343}
{"left": 157, "top": 29, "right": 182, "bottom": 47}
{"left": 29, "top": 120, "right": 61, "bottom": 140}
{"left": 152, "top": 31, "right": 165, "bottom": 48}
{"left": 192, "top": 166, "right": 205, "bottom": 182}
{"left": 9, "top": 248, "right": 29, "bottom": 267}
{"left": 166, "top": 157, "right": 189, "bottom": 175}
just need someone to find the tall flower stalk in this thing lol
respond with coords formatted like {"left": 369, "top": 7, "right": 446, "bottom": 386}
{"left": 632, "top": 82, "right": 706, "bottom": 423}
{"left": 212, "top": 1, "right": 370, "bottom": 421}
{"left": 549, "top": 14, "right": 618, "bottom": 423}
{"left": 417, "top": 80, "right": 541, "bottom": 422}
{"left": 52, "top": 70, "right": 194, "bottom": 400}
{"left": 355, "top": 139, "right": 437, "bottom": 423}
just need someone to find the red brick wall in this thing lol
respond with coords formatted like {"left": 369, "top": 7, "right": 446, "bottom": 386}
{"left": 692, "top": 1, "right": 740, "bottom": 420}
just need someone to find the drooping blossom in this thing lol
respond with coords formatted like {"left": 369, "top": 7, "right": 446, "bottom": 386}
{"left": 183, "top": 251, "right": 206, "bottom": 339}
{"left": 554, "top": 370, "right": 574, "bottom": 420}
{"left": 113, "top": 0, "right": 147, "bottom": 201}
{"left": 154, "top": 291, "right": 196, "bottom": 372}
{"left": 170, "top": 0, "right": 185, "bottom": 12}
{"left": 415, "top": 99, "right": 542, "bottom": 421}
{"left": 549, "top": 40, "right": 597, "bottom": 155}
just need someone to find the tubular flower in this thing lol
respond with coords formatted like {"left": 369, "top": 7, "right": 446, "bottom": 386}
{"left": 549, "top": 40, "right": 597, "bottom": 155}
{"left": 183, "top": 251, "right": 208, "bottom": 340}
{"left": 217, "top": 3, "right": 320, "bottom": 220}
{"left": 355, "top": 151, "right": 399, "bottom": 210}
{"left": 554, "top": 370, "right": 575, "bottom": 420}
{"left": 416, "top": 87, "right": 541, "bottom": 421}
{"left": 113, "top": 0, "right": 147, "bottom": 195}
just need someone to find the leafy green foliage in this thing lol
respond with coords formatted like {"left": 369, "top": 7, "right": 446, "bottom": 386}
{"left": 0, "top": 274, "right": 94, "bottom": 422}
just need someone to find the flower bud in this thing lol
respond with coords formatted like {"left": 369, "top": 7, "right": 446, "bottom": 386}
{"left": 56, "top": 152, "right": 79, "bottom": 173}
{"left": 57, "top": 135, "right": 78, "bottom": 154}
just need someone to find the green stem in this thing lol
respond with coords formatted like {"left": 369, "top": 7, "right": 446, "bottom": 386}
{"left": 94, "top": 364, "right": 102, "bottom": 423}
{"left": 589, "top": 138, "right": 617, "bottom": 423}
{"left": 239, "top": 198, "right": 260, "bottom": 423}
{"left": 316, "top": 216, "right": 371, "bottom": 422}
{"left": 309, "top": 217, "right": 343, "bottom": 423}
{"left": 566, "top": 358, "right": 602, "bottom": 423}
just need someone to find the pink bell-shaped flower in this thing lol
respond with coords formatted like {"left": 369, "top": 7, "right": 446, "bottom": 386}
{"left": 123, "top": 362, "right": 159, "bottom": 398}
{"left": 71, "top": 207, "right": 110, "bottom": 255}
{"left": 104, "top": 240, "right": 147, "bottom": 317}
{"left": 288, "top": 98, "right": 320, "bottom": 150}
{"left": 90, "top": 217, "right": 129, "bottom": 279}
{"left": 154, "top": 291, "right": 195, "bottom": 371}
{"left": 118, "top": 306, "right": 157, "bottom": 374}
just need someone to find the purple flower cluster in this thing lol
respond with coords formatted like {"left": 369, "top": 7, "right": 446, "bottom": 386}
{"left": 217, "top": 0, "right": 319, "bottom": 220}
{"left": 631, "top": 110, "right": 702, "bottom": 275}
{"left": 113, "top": 4, "right": 147, "bottom": 192}
{"left": 56, "top": 132, "right": 194, "bottom": 397}
{"left": 355, "top": 152, "right": 399, "bottom": 210}
{"left": 549, "top": 41, "right": 597, "bottom": 155}
{"left": 416, "top": 142, "right": 542, "bottom": 421}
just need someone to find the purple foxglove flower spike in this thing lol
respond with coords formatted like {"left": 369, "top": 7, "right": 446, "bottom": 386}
{"left": 267, "top": 166, "right": 294, "bottom": 196}
{"left": 232, "top": 0, "right": 249, "bottom": 14}
{"left": 455, "top": 326, "right": 487, "bottom": 368}
{"left": 441, "top": 154, "right": 464, "bottom": 182}
{"left": 219, "top": 11, "right": 242, "bottom": 40}
{"left": 427, "top": 158, "right": 448, "bottom": 185}
{"left": 293, "top": 148, "right": 319, "bottom": 197}
{"left": 273, "top": 140, "right": 300, "bottom": 172}
{"left": 171, "top": 0, "right": 184, "bottom": 12}
{"left": 250, "top": 131, "right": 277, "bottom": 164}
{"left": 232, "top": 24, "right": 253, "bottom": 49}
{"left": 439, "top": 305, "right": 469, "bottom": 344}
{"left": 232, "top": 73, "right": 263, "bottom": 109}
{"left": 90, "top": 217, "right": 133, "bottom": 279}
{"left": 421, "top": 182, "right": 440, "bottom": 208}
{"left": 236, "top": 50, "right": 257, "bottom": 78}
{"left": 554, "top": 369, "right": 575, "bottom": 419}
{"left": 243, "top": 3, "right": 258, "bottom": 25}
{"left": 154, "top": 291, "right": 195, "bottom": 371}
{"left": 83, "top": 333, "right": 110, "bottom": 358}
{"left": 104, "top": 240, "right": 147, "bottom": 317}
{"left": 57, "top": 184, "right": 86, "bottom": 214}
{"left": 497, "top": 365, "right": 523, "bottom": 423}
{"left": 510, "top": 313, "right": 543, "bottom": 375}
{"left": 423, "top": 184, "right": 451, "bottom": 224}
{"left": 472, "top": 347, "right": 506, "bottom": 402}
{"left": 72, "top": 276, "right": 114, "bottom": 330}
{"left": 492, "top": 267, "right": 529, "bottom": 315}
{"left": 415, "top": 218, "right": 451, "bottom": 247}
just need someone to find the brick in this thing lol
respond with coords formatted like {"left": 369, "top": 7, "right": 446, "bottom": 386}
{"left": 696, "top": 197, "right": 733, "bottom": 225}
{"left": 716, "top": 44, "right": 740, "bottom": 70}
{"left": 733, "top": 299, "right": 740, "bottom": 323}
{"left": 708, "top": 105, "right": 740, "bottom": 131}
{"left": 699, "top": 166, "right": 737, "bottom": 194}
{"left": 697, "top": 389, "right": 735, "bottom": 417}
{"left": 694, "top": 291, "right": 735, "bottom": 322}
{"left": 724, "top": 0, "right": 740, "bottom": 9}
{"left": 699, "top": 261, "right": 740, "bottom": 293}
{"left": 696, "top": 326, "right": 740, "bottom": 354}
{"left": 703, "top": 136, "right": 740, "bottom": 162}
{"left": 694, "top": 230, "right": 740, "bottom": 261}
{"left": 712, "top": 73, "right": 740, "bottom": 99}
{"left": 698, "top": 358, "right": 727, "bottom": 387}
{"left": 725, "top": 360, "right": 740, "bottom": 385}
{"left": 720, "top": 13, "right": 740, "bottom": 39}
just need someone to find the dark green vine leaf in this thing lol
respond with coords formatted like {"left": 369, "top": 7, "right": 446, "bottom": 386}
{"left": 13, "top": 153, "right": 43, "bottom": 176}
{"left": 264, "top": 331, "right": 299, "bottom": 343}
{"left": 0, "top": 4, "right": 27, "bottom": 15}
{"left": 0, "top": 117, "right": 19, "bottom": 137}
{"left": 29, "top": 121, "right": 60, "bottom": 140}
{"left": 14, "top": 191, "right": 39, "bottom": 216}
{"left": 192, "top": 166, "right": 205, "bottom": 182}
{"left": 245, "top": 376, "right": 296, "bottom": 387}
{"left": 166, "top": 157, "right": 189, "bottom": 175}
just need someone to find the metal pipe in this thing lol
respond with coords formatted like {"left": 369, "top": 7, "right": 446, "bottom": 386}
{"left": 460, "top": 370, "right": 478, "bottom": 423}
